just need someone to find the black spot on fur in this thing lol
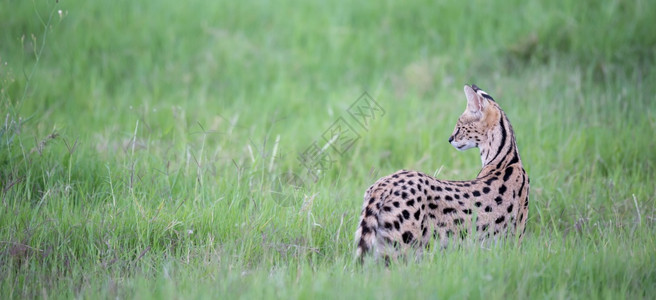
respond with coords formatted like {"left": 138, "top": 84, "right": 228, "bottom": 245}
{"left": 443, "top": 208, "right": 456, "bottom": 214}
{"left": 368, "top": 197, "right": 375, "bottom": 204}
{"left": 499, "top": 185, "right": 507, "bottom": 195}
{"left": 384, "top": 222, "right": 393, "bottom": 230}
{"left": 428, "top": 203, "right": 438, "bottom": 209}
{"left": 462, "top": 209, "right": 472, "bottom": 214}
{"left": 402, "top": 210, "right": 410, "bottom": 220}
{"left": 474, "top": 202, "right": 482, "bottom": 207}
{"left": 507, "top": 204, "right": 514, "bottom": 213}
{"left": 365, "top": 207, "right": 374, "bottom": 216}
{"left": 414, "top": 210, "right": 421, "bottom": 220}
{"left": 495, "top": 216, "right": 505, "bottom": 224}
{"left": 401, "top": 192, "right": 408, "bottom": 199}
{"left": 358, "top": 238, "right": 369, "bottom": 252}
{"left": 503, "top": 167, "right": 514, "bottom": 181}
{"left": 407, "top": 180, "right": 414, "bottom": 186}
{"left": 383, "top": 206, "right": 392, "bottom": 212}
{"left": 436, "top": 186, "right": 443, "bottom": 192}
{"left": 454, "top": 218, "right": 464, "bottom": 225}
{"left": 495, "top": 197, "right": 503, "bottom": 205}
{"left": 361, "top": 225, "right": 371, "bottom": 234}
{"left": 402, "top": 231, "right": 414, "bottom": 244}
{"left": 393, "top": 201, "right": 400, "bottom": 208}
{"left": 454, "top": 194, "right": 460, "bottom": 200}
{"left": 410, "top": 188, "right": 416, "bottom": 195}
{"left": 463, "top": 193, "right": 470, "bottom": 199}
{"left": 472, "top": 191, "right": 481, "bottom": 197}
{"left": 407, "top": 199, "right": 415, "bottom": 207}
{"left": 482, "top": 187, "right": 491, "bottom": 194}
{"left": 445, "top": 195, "right": 453, "bottom": 201}
{"left": 394, "top": 191, "right": 400, "bottom": 196}
{"left": 484, "top": 206, "right": 492, "bottom": 212}
{"left": 445, "top": 187, "right": 452, "bottom": 192}
{"left": 485, "top": 177, "right": 498, "bottom": 185}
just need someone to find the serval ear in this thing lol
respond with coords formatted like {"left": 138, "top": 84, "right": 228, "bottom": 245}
{"left": 464, "top": 84, "right": 488, "bottom": 114}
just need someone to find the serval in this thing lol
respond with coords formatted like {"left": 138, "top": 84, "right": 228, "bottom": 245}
{"left": 355, "top": 84, "right": 529, "bottom": 263}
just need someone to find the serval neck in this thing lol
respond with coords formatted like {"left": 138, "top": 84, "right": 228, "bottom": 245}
{"left": 478, "top": 110, "right": 522, "bottom": 177}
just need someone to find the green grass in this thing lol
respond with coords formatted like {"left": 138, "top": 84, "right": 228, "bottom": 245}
{"left": 1, "top": 0, "right": 655, "bottom": 298}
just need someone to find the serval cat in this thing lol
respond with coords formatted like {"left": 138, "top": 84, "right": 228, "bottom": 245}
{"left": 355, "top": 84, "right": 529, "bottom": 262}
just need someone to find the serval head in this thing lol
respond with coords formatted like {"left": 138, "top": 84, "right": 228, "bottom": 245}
{"left": 448, "top": 84, "right": 502, "bottom": 152}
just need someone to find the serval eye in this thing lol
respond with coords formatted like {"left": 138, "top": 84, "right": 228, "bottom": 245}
{"left": 355, "top": 84, "right": 529, "bottom": 263}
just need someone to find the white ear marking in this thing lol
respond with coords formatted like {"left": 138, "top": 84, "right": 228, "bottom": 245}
{"left": 464, "top": 85, "right": 483, "bottom": 113}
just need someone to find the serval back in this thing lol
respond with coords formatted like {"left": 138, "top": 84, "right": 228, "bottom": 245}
{"left": 355, "top": 84, "right": 529, "bottom": 262}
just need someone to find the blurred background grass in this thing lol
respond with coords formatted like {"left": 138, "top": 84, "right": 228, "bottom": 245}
{"left": 1, "top": 0, "right": 655, "bottom": 298}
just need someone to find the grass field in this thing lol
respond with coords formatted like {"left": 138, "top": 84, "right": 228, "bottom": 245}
{"left": 1, "top": 0, "right": 655, "bottom": 298}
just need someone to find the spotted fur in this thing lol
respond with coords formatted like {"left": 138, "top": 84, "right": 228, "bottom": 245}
{"left": 355, "top": 84, "right": 529, "bottom": 262}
